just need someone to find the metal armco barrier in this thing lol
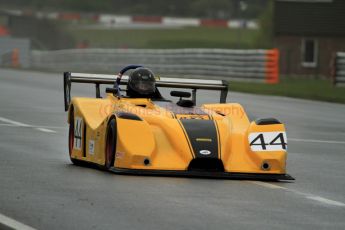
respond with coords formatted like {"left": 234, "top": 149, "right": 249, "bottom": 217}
{"left": 332, "top": 52, "right": 345, "bottom": 86}
{"left": 31, "top": 48, "right": 279, "bottom": 83}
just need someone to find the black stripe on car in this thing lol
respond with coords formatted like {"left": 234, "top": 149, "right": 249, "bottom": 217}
{"left": 213, "top": 120, "right": 221, "bottom": 159}
{"left": 177, "top": 120, "right": 195, "bottom": 159}
{"left": 180, "top": 119, "right": 219, "bottom": 159}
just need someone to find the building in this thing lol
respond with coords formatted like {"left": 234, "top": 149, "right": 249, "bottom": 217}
{"left": 274, "top": 0, "right": 345, "bottom": 77}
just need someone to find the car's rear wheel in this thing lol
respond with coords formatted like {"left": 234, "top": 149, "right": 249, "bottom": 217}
{"left": 105, "top": 118, "right": 117, "bottom": 169}
{"left": 68, "top": 107, "right": 78, "bottom": 164}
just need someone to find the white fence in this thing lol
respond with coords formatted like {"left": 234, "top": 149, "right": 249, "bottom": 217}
{"left": 30, "top": 48, "right": 279, "bottom": 83}
{"left": 333, "top": 52, "right": 345, "bottom": 86}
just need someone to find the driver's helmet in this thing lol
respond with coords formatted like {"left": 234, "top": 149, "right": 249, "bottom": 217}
{"left": 128, "top": 68, "right": 156, "bottom": 95}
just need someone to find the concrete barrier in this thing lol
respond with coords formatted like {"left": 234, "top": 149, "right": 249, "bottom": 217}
{"left": 30, "top": 48, "right": 279, "bottom": 83}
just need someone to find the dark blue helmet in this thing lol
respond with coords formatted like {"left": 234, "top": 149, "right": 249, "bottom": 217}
{"left": 128, "top": 68, "right": 156, "bottom": 95}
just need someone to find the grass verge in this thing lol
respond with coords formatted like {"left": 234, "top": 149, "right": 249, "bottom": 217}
{"left": 230, "top": 78, "right": 345, "bottom": 104}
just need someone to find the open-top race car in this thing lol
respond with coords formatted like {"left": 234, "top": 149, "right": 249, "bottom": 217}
{"left": 63, "top": 65, "right": 294, "bottom": 180}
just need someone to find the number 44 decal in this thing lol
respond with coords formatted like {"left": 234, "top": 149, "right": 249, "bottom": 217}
{"left": 248, "top": 132, "right": 287, "bottom": 152}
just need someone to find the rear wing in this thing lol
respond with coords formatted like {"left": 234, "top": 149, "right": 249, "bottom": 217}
{"left": 63, "top": 72, "right": 228, "bottom": 111}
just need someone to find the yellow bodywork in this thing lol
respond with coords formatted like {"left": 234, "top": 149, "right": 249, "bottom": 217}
{"left": 68, "top": 93, "right": 289, "bottom": 176}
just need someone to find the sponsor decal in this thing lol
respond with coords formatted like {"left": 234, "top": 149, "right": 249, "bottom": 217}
{"left": 249, "top": 132, "right": 287, "bottom": 152}
{"left": 89, "top": 140, "right": 95, "bottom": 155}
{"left": 74, "top": 117, "right": 83, "bottom": 150}
{"left": 177, "top": 114, "right": 210, "bottom": 120}
{"left": 199, "top": 150, "right": 211, "bottom": 155}
{"left": 196, "top": 138, "right": 212, "bottom": 142}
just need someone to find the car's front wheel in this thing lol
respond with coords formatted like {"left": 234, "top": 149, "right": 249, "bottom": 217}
{"left": 105, "top": 118, "right": 117, "bottom": 169}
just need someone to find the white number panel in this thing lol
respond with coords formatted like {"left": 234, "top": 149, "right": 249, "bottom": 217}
{"left": 74, "top": 117, "right": 83, "bottom": 150}
{"left": 89, "top": 140, "right": 95, "bottom": 155}
{"left": 248, "top": 132, "right": 287, "bottom": 152}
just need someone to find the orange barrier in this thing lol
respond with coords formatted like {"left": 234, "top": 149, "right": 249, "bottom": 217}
{"left": 11, "top": 48, "right": 20, "bottom": 68}
{"left": 265, "top": 49, "right": 279, "bottom": 84}
{"left": 0, "top": 48, "right": 20, "bottom": 68}
{"left": 0, "top": 25, "right": 10, "bottom": 36}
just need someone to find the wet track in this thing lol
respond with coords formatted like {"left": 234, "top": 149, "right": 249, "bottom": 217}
{"left": 0, "top": 68, "right": 345, "bottom": 229}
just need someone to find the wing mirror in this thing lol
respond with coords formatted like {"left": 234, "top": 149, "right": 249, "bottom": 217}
{"left": 170, "top": 91, "right": 194, "bottom": 107}
{"left": 170, "top": 91, "right": 191, "bottom": 98}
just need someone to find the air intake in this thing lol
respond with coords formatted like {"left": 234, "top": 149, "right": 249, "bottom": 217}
{"left": 188, "top": 159, "right": 224, "bottom": 172}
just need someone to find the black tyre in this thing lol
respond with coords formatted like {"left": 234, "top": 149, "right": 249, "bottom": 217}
{"left": 68, "top": 107, "right": 78, "bottom": 164}
{"left": 105, "top": 118, "right": 117, "bottom": 169}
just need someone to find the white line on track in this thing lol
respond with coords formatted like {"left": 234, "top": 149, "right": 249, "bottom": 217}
{"left": 0, "top": 212, "right": 36, "bottom": 230}
{"left": 0, "top": 123, "right": 67, "bottom": 129}
{"left": 289, "top": 138, "right": 345, "bottom": 145}
{"left": 250, "top": 181, "right": 288, "bottom": 190}
{"left": 248, "top": 181, "right": 345, "bottom": 207}
{"left": 0, "top": 124, "right": 17, "bottom": 127}
{"left": 0, "top": 116, "right": 57, "bottom": 133}
{"left": 0, "top": 117, "right": 31, "bottom": 127}
{"left": 306, "top": 196, "right": 345, "bottom": 207}
{"left": 36, "top": 127, "right": 57, "bottom": 133}
{"left": 35, "top": 126, "right": 67, "bottom": 130}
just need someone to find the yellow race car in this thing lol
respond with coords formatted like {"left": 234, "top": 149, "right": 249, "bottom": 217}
{"left": 64, "top": 65, "right": 294, "bottom": 180}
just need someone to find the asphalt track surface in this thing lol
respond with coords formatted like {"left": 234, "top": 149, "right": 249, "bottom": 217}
{"left": 0, "top": 68, "right": 345, "bottom": 230}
